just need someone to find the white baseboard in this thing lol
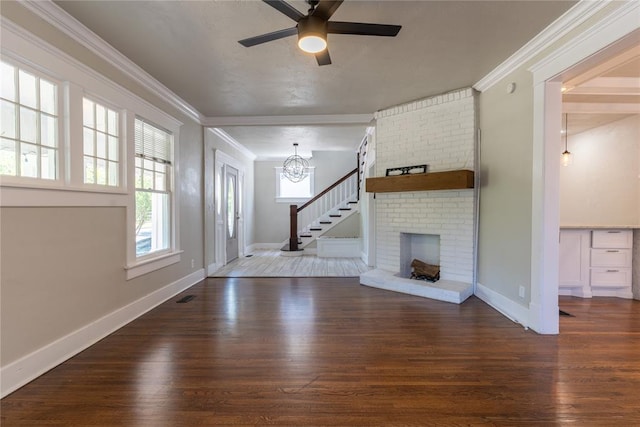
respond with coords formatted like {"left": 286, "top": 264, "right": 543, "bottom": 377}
{"left": 475, "top": 282, "right": 530, "bottom": 329}
{"left": 0, "top": 269, "right": 205, "bottom": 398}
{"left": 207, "top": 262, "right": 223, "bottom": 276}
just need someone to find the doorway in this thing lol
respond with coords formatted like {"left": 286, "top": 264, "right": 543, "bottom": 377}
{"left": 203, "top": 128, "right": 250, "bottom": 275}
{"left": 529, "top": 9, "right": 639, "bottom": 333}
{"left": 226, "top": 165, "right": 239, "bottom": 263}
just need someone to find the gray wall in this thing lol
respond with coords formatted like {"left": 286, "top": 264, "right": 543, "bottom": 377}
{"left": 476, "top": 2, "right": 628, "bottom": 307}
{"left": 0, "top": 3, "right": 204, "bottom": 366}
{"left": 477, "top": 67, "right": 534, "bottom": 305}
{"left": 253, "top": 151, "right": 357, "bottom": 244}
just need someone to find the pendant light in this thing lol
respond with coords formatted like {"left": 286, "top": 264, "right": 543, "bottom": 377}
{"left": 283, "top": 143, "right": 309, "bottom": 182}
{"left": 561, "top": 113, "right": 572, "bottom": 167}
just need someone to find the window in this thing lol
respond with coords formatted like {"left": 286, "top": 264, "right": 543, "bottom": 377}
{"left": 83, "top": 98, "right": 119, "bottom": 186}
{"left": 134, "top": 118, "right": 172, "bottom": 258}
{"left": 275, "top": 167, "right": 314, "bottom": 202}
{"left": 0, "top": 60, "right": 58, "bottom": 180}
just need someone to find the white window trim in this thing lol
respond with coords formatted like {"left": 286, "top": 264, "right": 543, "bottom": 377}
{"left": 2, "top": 21, "right": 183, "bottom": 279}
{"left": 80, "top": 94, "right": 124, "bottom": 188}
{"left": 275, "top": 166, "right": 315, "bottom": 203}
{"left": 125, "top": 119, "right": 180, "bottom": 280}
{"left": 0, "top": 56, "right": 65, "bottom": 186}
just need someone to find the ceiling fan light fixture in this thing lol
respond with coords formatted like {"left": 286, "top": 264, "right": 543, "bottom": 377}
{"left": 297, "top": 16, "right": 327, "bottom": 53}
{"left": 298, "top": 34, "right": 327, "bottom": 53}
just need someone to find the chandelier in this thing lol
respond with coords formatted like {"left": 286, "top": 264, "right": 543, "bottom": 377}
{"left": 283, "top": 143, "right": 309, "bottom": 182}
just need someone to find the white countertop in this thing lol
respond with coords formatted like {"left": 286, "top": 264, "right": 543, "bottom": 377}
{"left": 561, "top": 225, "right": 639, "bottom": 229}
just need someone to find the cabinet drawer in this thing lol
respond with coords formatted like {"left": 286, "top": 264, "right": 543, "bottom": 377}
{"left": 590, "top": 268, "right": 632, "bottom": 287}
{"left": 591, "top": 230, "right": 632, "bottom": 249}
{"left": 590, "top": 249, "right": 632, "bottom": 268}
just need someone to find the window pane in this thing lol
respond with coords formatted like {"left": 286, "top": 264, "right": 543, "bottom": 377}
{"left": 40, "top": 80, "right": 56, "bottom": 115}
{"left": 107, "top": 109, "right": 118, "bottom": 136}
{"left": 108, "top": 161, "right": 118, "bottom": 186}
{"left": 143, "top": 158, "right": 154, "bottom": 171}
{"left": 96, "top": 132, "right": 106, "bottom": 159}
{"left": 155, "top": 171, "right": 165, "bottom": 191}
{"left": 19, "top": 107, "right": 37, "bottom": 143}
{"left": 1, "top": 62, "right": 16, "bottom": 101}
{"left": 84, "top": 156, "right": 95, "bottom": 184}
{"left": 108, "top": 136, "right": 118, "bottom": 160}
{"left": 83, "top": 98, "right": 94, "bottom": 127}
{"left": 83, "top": 128, "right": 94, "bottom": 156}
{"left": 227, "top": 176, "right": 235, "bottom": 238}
{"left": 40, "top": 146, "right": 56, "bottom": 180}
{"left": 0, "top": 138, "right": 16, "bottom": 176}
{"left": 40, "top": 114, "right": 57, "bottom": 147}
{"left": 20, "top": 142, "right": 38, "bottom": 177}
{"left": 96, "top": 158, "right": 106, "bottom": 185}
{"left": 143, "top": 169, "right": 153, "bottom": 189}
{"left": 95, "top": 104, "right": 106, "bottom": 132}
{"left": 135, "top": 166, "right": 143, "bottom": 188}
{"left": 18, "top": 70, "right": 37, "bottom": 109}
{"left": 279, "top": 173, "right": 311, "bottom": 198}
{"left": 136, "top": 191, "right": 169, "bottom": 256}
{"left": 1, "top": 99, "right": 16, "bottom": 139}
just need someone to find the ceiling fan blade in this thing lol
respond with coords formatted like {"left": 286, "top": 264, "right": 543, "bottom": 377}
{"left": 327, "top": 21, "right": 402, "bottom": 37}
{"left": 238, "top": 27, "right": 298, "bottom": 47}
{"left": 262, "top": 0, "right": 304, "bottom": 22}
{"left": 315, "top": 49, "right": 331, "bottom": 66}
{"left": 312, "top": 0, "right": 344, "bottom": 21}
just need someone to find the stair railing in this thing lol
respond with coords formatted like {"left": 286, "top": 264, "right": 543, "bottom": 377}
{"left": 288, "top": 167, "right": 358, "bottom": 251}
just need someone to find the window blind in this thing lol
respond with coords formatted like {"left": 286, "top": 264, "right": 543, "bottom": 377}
{"left": 134, "top": 118, "right": 172, "bottom": 165}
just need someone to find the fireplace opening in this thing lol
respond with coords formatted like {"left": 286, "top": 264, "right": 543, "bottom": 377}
{"left": 399, "top": 233, "right": 440, "bottom": 280}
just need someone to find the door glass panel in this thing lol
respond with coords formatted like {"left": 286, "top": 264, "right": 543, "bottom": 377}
{"left": 227, "top": 175, "right": 235, "bottom": 238}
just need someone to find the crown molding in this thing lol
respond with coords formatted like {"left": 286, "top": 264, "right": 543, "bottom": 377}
{"left": 207, "top": 128, "right": 257, "bottom": 160}
{"left": 528, "top": 1, "right": 639, "bottom": 79}
{"left": 202, "top": 114, "right": 374, "bottom": 127}
{"left": 473, "top": 0, "right": 612, "bottom": 92}
{"left": 19, "top": 0, "right": 203, "bottom": 124}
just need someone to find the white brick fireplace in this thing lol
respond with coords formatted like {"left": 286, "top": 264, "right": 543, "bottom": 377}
{"left": 360, "top": 88, "right": 476, "bottom": 303}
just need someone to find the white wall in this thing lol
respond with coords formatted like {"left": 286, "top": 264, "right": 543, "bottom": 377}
{"left": 253, "top": 151, "right": 357, "bottom": 244}
{"left": 560, "top": 115, "right": 640, "bottom": 226}
{"left": 373, "top": 88, "right": 476, "bottom": 283}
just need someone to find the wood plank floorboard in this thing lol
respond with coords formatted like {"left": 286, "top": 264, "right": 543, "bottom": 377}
{"left": 2, "top": 278, "right": 639, "bottom": 426}
{"left": 212, "top": 250, "right": 371, "bottom": 277}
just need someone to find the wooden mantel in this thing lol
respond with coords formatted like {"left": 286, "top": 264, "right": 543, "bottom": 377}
{"left": 365, "top": 170, "right": 474, "bottom": 193}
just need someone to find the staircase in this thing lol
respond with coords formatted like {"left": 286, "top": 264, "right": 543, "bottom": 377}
{"left": 281, "top": 199, "right": 359, "bottom": 252}
{"left": 281, "top": 168, "right": 359, "bottom": 253}
{"left": 282, "top": 135, "right": 370, "bottom": 254}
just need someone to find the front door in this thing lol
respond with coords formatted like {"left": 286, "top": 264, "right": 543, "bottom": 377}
{"left": 225, "top": 166, "right": 239, "bottom": 263}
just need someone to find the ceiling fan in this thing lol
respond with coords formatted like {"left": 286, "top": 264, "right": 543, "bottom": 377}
{"left": 238, "top": 0, "right": 402, "bottom": 66}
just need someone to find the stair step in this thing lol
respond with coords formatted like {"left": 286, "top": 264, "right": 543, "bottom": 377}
{"left": 319, "top": 221, "right": 332, "bottom": 224}
{"left": 329, "top": 214, "right": 342, "bottom": 218}
{"left": 348, "top": 201, "right": 358, "bottom": 204}
{"left": 299, "top": 234, "right": 312, "bottom": 238}
{"left": 310, "top": 227, "right": 322, "bottom": 231}
{"left": 339, "top": 208, "right": 351, "bottom": 211}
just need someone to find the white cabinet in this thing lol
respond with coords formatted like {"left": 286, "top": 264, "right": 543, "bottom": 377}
{"left": 590, "top": 230, "right": 632, "bottom": 298}
{"left": 559, "top": 229, "right": 633, "bottom": 299}
{"left": 559, "top": 230, "right": 591, "bottom": 297}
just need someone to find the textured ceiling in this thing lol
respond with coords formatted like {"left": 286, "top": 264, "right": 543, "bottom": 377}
{"left": 55, "top": 0, "right": 578, "bottom": 158}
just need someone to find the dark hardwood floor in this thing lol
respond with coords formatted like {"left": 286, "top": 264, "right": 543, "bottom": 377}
{"left": 2, "top": 277, "right": 639, "bottom": 425}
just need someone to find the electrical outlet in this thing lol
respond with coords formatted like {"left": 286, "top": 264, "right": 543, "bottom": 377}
{"left": 191, "top": 259, "right": 195, "bottom": 268}
{"left": 518, "top": 286, "right": 525, "bottom": 299}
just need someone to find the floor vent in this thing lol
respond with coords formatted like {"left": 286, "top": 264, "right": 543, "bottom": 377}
{"left": 177, "top": 295, "right": 196, "bottom": 303}
{"left": 559, "top": 309, "right": 574, "bottom": 317}
{"left": 246, "top": 254, "right": 254, "bottom": 257}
